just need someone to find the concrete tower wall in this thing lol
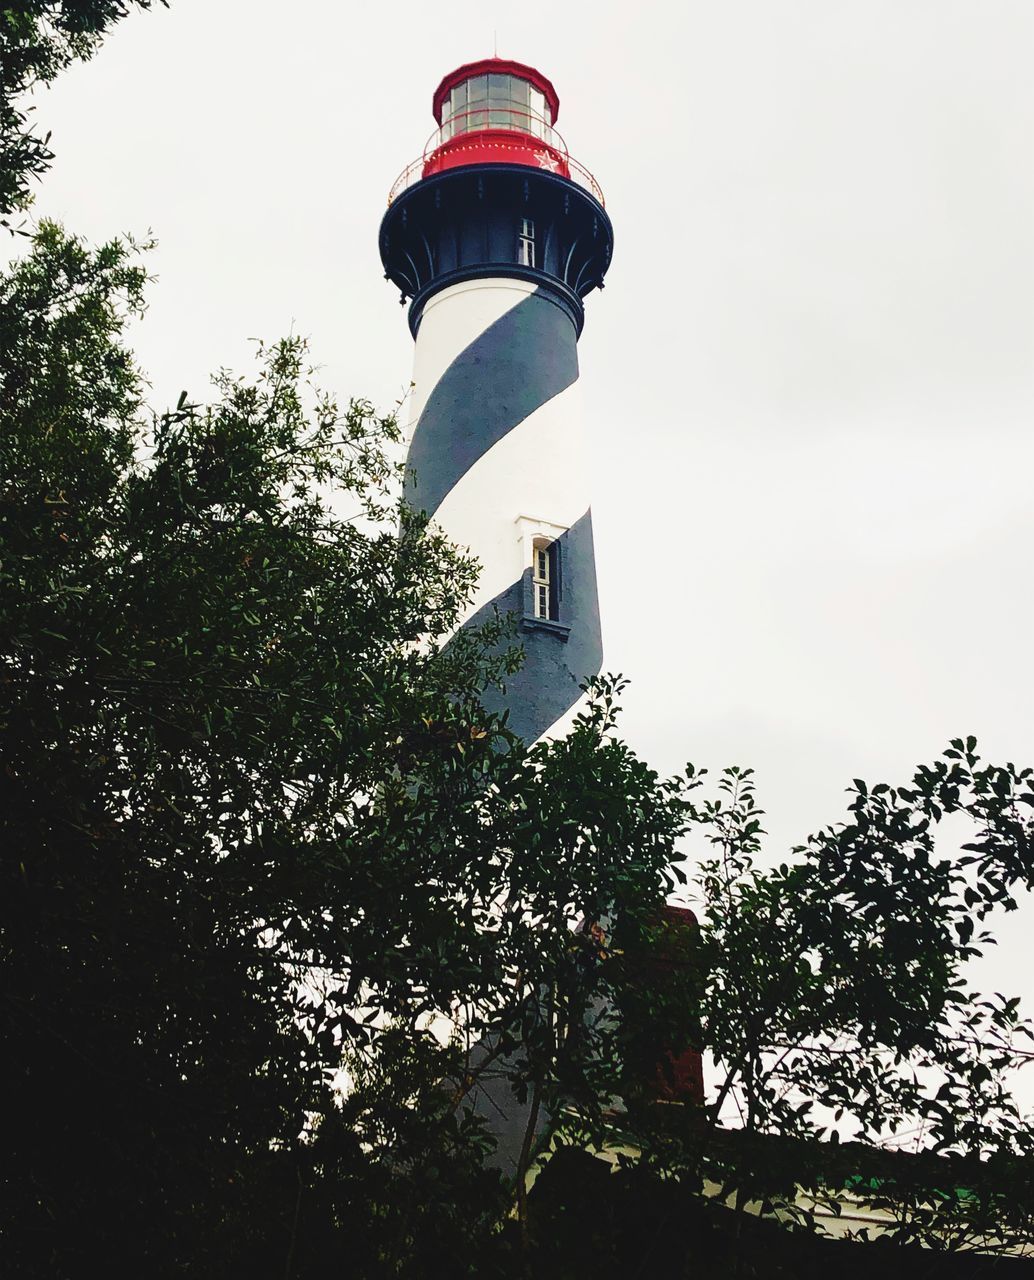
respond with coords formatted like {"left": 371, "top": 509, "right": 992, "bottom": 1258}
{"left": 405, "top": 276, "right": 602, "bottom": 743}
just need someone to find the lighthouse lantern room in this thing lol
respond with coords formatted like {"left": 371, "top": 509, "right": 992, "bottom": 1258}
{"left": 425, "top": 59, "right": 566, "bottom": 180}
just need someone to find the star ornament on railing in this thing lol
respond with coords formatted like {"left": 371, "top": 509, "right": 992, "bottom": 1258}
{"left": 534, "top": 149, "right": 561, "bottom": 173}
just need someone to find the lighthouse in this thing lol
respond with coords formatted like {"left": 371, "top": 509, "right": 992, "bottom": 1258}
{"left": 380, "top": 59, "right": 614, "bottom": 743}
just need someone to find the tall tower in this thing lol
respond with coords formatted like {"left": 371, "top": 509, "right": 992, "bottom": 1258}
{"left": 380, "top": 59, "right": 613, "bottom": 743}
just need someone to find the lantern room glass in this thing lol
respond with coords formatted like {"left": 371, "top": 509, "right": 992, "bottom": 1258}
{"left": 440, "top": 73, "right": 553, "bottom": 142}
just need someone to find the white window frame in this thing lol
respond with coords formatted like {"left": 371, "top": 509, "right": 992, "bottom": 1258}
{"left": 515, "top": 515, "right": 568, "bottom": 627}
{"left": 517, "top": 218, "right": 536, "bottom": 269}
{"left": 532, "top": 540, "right": 552, "bottom": 619}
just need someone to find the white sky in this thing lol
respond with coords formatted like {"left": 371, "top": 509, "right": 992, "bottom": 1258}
{"left": 13, "top": 0, "right": 1034, "bottom": 1109}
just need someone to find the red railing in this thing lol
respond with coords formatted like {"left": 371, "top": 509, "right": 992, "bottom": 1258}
{"left": 387, "top": 108, "right": 605, "bottom": 208}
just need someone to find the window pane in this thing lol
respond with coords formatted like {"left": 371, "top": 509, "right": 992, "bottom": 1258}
{"left": 464, "top": 75, "right": 487, "bottom": 129}
{"left": 488, "top": 73, "right": 509, "bottom": 102}
{"left": 450, "top": 84, "right": 466, "bottom": 123}
{"left": 529, "top": 87, "right": 545, "bottom": 138}
{"left": 510, "top": 79, "right": 529, "bottom": 130}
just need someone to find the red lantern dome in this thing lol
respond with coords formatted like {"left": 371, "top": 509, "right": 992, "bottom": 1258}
{"left": 387, "top": 57, "right": 603, "bottom": 206}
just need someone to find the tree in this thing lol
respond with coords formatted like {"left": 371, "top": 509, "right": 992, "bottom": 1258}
{"left": 0, "top": 221, "right": 689, "bottom": 1276}
{"left": 2, "top": 1, "right": 167, "bottom": 224}
{"left": 0, "top": 18, "right": 686, "bottom": 1273}
{"left": 5, "top": 227, "right": 1033, "bottom": 1280}
{"left": 550, "top": 755, "right": 1034, "bottom": 1271}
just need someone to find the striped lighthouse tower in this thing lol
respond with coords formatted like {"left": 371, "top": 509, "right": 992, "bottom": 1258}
{"left": 381, "top": 59, "right": 613, "bottom": 743}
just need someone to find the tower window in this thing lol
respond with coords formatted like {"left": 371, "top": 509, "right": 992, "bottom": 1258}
{"left": 516, "top": 516, "right": 570, "bottom": 638}
{"left": 518, "top": 218, "right": 536, "bottom": 268}
{"left": 532, "top": 537, "right": 559, "bottom": 621}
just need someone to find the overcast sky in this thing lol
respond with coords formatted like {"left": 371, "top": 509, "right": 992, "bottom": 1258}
{"left": 13, "top": 0, "right": 1034, "bottom": 1108}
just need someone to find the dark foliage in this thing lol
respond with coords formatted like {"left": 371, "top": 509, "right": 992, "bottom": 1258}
{"left": 1, "top": 2, "right": 165, "bottom": 221}
{"left": 0, "top": 223, "right": 688, "bottom": 1275}
{"left": 520, "top": 1147, "right": 1034, "bottom": 1279}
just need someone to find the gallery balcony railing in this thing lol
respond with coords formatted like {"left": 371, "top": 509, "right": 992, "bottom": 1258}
{"left": 387, "top": 107, "right": 605, "bottom": 208}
